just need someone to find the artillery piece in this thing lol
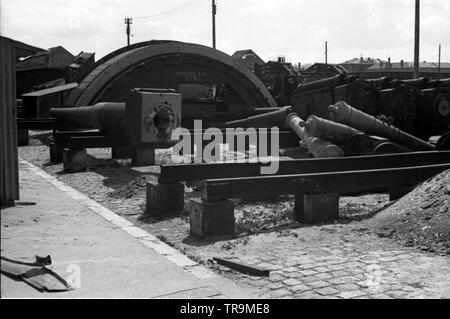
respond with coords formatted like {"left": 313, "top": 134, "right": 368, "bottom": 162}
{"left": 289, "top": 74, "right": 450, "bottom": 138}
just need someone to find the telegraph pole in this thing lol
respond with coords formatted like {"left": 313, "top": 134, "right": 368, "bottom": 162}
{"left": 438, "top": 44, "right": 441, "bottom": 78}
{"left": 124, "top": 17, "right": 133, "bottom": 46}
{"left": 325, "top": 41, "right": 328, "bottom": 65}
{"left": 414, "top": 0, "right": 420, "bottom": 78}
{"left": 212, "top": 0, "right": 217, "bottom": 50}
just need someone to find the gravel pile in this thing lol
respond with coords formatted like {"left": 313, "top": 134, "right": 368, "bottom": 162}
{"left": 368, "top": 169, "right": 450, "bottom": 255}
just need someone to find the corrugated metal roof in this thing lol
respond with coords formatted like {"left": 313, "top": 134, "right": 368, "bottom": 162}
{"left": 21, "top": 82, "right": 78, "bottom": 97}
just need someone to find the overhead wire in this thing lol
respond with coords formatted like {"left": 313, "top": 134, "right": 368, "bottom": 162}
{"left": 133, "top": 0, "right": 202, "bottom": 20}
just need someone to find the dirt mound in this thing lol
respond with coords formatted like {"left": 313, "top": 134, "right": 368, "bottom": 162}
{"left": 367, "top": 169, "right": 450, "bottom": 255}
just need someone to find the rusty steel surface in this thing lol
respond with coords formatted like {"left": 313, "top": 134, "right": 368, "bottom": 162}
{"left": 158, "top": 150, "right": 450, "bottom": 184}
{"left": 204, "top": 163, "right": 450, "bottom": 200}
{"left": 65, "top": 41, "right": 277, "bottom": 127}
{"left": 0, "top": 37, "right": 19, "bottom": 204}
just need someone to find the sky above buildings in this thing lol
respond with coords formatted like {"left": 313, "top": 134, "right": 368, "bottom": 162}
{"left": 1, "top": 0, "right": 449, "bottom": 64}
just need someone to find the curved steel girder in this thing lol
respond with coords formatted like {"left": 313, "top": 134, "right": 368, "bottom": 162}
{"left": 66, "top": 41, "right": 277, "bottom": 112}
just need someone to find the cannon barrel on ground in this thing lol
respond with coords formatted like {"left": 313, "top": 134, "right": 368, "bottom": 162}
{"left": 285, "top": 112, "right": 344, "bottom": 158}
{"left": 49, "top": 103, "right": 126, "bottom": 133}
{"left": 303, "top": 114, "right": 362, "bottom": 146}
{"left": 328, "top": 101, "right": 435, "bottom": 151}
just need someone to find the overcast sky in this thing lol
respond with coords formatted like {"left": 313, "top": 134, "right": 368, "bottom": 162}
{"left": 1, "top": 0, "right": 449, "bottom": 64}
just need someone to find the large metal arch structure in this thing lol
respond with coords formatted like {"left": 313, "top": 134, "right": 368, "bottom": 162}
{"left": 65, "top": 41, "right": 277, "bottom": 124}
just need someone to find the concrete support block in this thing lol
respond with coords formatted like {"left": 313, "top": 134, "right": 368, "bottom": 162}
{"left": 17, "top": 129, "right": 29, "bottom": 146}
{"left": 111, "top": 145, "right": 131, "bottom": 159}
{"left": 389, "top": 186, "right": 413, "bottom": 201}
{"left": 189, "top": 198, "right": 235, "bottom": 237}
{"left": 63, "top": 149, "right": 87, "bottom": 173}
{"left": 131, "top": 146, "right": 155, "bottom": 166}
{"left": 295, "top": 193, "right": 339, "bottom": 223}
{"left": 49, "top": 142, "right": 63, "bottom": 163}
{"left": 145, "top": 181, "right": 184, "bottom": 215}
{"left": 293, "top": 193, "right": 304, "bottom": 221}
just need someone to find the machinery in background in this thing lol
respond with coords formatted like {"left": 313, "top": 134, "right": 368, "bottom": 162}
{"left": 289, "top": 75, "right": 450, "bottom": 139}
{"left": 49, "top": 88, "right": 182, "bottom": 167}
{"left": 64, "top": 41, "right": 277, "bottom": 129}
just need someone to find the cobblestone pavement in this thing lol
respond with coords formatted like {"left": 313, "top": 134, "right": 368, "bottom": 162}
{"left": 18, "top": 139, "right": 450, "bottom": 299}
{"left": 201, "top": 227, "right": 450, "bottom": 299}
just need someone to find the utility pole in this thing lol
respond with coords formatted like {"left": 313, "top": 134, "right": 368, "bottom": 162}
{"left": 212, "top": 0, "right": 217, "bottom": 50}
{"left": 325, "top": 41, "right": 328, "bottom": 65}
{"left": 124, "top": 17, "right": 133, "bottom": 46}
{"left": 414, "top": 0, "right": 420, "bottom": 78}
{"left": 438, "top": 44, "right": 441, "bottom": 78}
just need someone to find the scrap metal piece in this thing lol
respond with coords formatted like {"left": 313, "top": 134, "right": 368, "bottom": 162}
{"left": 1, "top": 256, "right": 72, "bottom": 292}
{"left": 212, "top": 257, "right": 270, "bottom": 277}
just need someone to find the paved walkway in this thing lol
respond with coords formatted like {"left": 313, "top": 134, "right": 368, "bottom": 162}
{"left": 0, "top": 159, "right": 256, "bottom": 298}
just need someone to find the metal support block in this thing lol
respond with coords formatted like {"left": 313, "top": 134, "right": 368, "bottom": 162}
{"left": 49, "top": 142, "right": 63, "bottom": 163}
{"left": 189, "top": 198, "right": 235, "bottom": 237}
{"left": 63, "top": 148, "right": 87, "bottom": 173}
{"left": 296, "top": 193, "right": 339, "bottom": 223}
{"left": 111, "top": 146, "right": 131, "bottom": 159}
{"left": 389, "top": 186, "right": 413, "bottom": 201}
{"left": 145, "top": 181, "right": 184, "bottom": 215}
{"left": 17, "top": 129, "right": 29, "bottom": 146}
{"left": 131, "top": 146, "right": 155, "bottom": 166}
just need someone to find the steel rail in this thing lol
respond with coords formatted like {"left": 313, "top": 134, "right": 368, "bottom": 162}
{"left": 204, "top": 163, "right": 450, "bottom": 200}
{"left": 159, "top": 150, "right": 450, "bottom": 183}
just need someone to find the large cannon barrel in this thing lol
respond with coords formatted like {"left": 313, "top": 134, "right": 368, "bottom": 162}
{"left": 402, "top": 77, "right": 430, "bottom": 89}
{"left": 328, "top": 101, "right": 435, "bottom": 151}
{"left": 303, "top": 114, "right": 362, "bottom": 146}
{"left": 285, "top": 112, "right": 344, "bottom": 158}
{"left": 49, "top": 103, "right": 126, "bottom": 132}
{"left": 364, "top": 77, "right": 393, "bottom": 89}
{"left": 224, "top": 106, "right": 291, "bottom": 129}
{"left": 295, "top": 74, "right": 348, "bottom": 93}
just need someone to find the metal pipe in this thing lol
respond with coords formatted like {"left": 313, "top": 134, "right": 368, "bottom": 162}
{"left": 328, "top": 101, "right": 435, "bottom": 151}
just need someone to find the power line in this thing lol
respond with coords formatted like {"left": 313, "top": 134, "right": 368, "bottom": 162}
{"left": 133, "top": 0, "right": 202, "bottom": 20}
